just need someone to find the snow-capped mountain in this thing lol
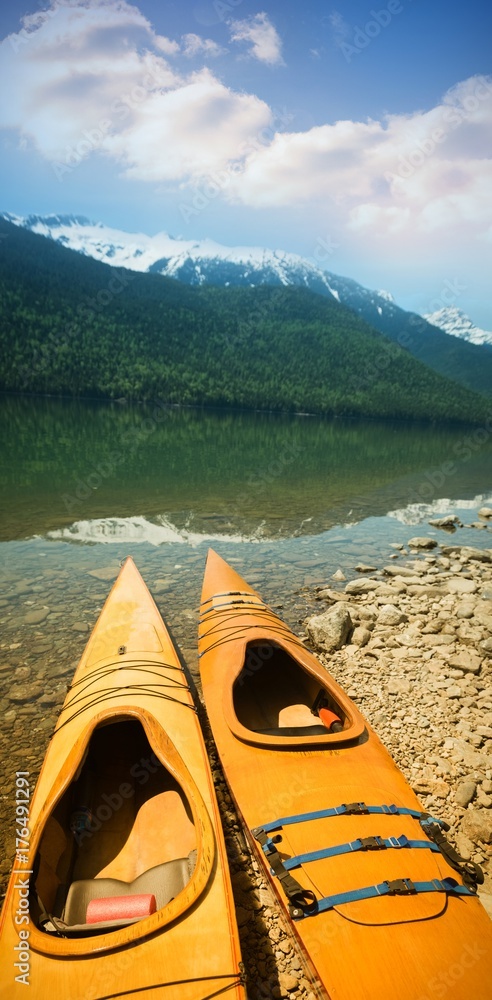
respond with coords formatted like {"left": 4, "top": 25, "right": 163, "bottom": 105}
{"left": 3, "top": 212, "right": 402, "bottom": 319}
{"left": 424, "top": 307, "right": 492, "bottom": 348}
{"left": 5, "top": 213, "right": 490, "bottom": 358}
{"left": 2, "top": 212, "right": 341, "bottom": 299}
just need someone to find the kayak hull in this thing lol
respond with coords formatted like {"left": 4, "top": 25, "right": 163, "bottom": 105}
{"left": 199, "top": 549, "right": 492, "bottom": 1000}
{"left": 0, "top": 558, "right": 245, "bottom": 1000}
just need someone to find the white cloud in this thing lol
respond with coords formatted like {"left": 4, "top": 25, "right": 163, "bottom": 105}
{"left": 229, "top": 12, "right": 284, "bottom": 66}
{"left": 0, "top": 0, "right": 490, "bottom": 297}
{"left": 106, "top": 69, "right": 271, "bottom": 181}
{"left": 181, "top": 33, "right": 225, "bottom": 58}
{"left": 0, "top": 0, "right": 267, "bottom": 178}
{"left": 0, "top": 1, "right": 181, "bottom": 157}
{"left": 227, "top": 75, "right": 492, "bottom": 244}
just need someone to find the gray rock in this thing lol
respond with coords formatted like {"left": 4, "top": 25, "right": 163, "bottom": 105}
{"left": 455, "top": 604, "right": 476, "bottom": 619}
{"left": 446, "top": 578, "right": 478, "bottom": 595}
{"left": 459, "top": 547, "right": 492, "bottom": 564}
{"left": 72, "top": 622, "right": 89, "bottom": 632}
{"left": 87, "top": 565, "right": 121, "bottom": 581}
{"left": 445, "top": 685, "right": 463, "bottom": 698}
{"left": 345, "top": 577, "right": 378, "bottom": 595}
{"left": 351, "top": 626, "right": 371, "bottom": 648}
{"left": 355, "top": 563, "right": 377, "bottom": 573}
{"left": 331, "top": 569, "right": 346, "bottom": 581}
{"left": 428, "top": 516, "right": 460, "bottom": 530}
{"left": 480, "top": 638, "right": 492, "bottom": 657}
{"left": 384, "top": 565, "right": 418, "bottom": 577}
{"left": 408, "top": 537, "right": 438, "bottom": 549}
{"left": 377, "top": 604, "right": 407, "bottom": 627}
{"left": 454, "top": 832, "right": 475, "bottom": 858}
{"left": 455, "top": 781, "right": 476, "bottom": 807}
{"left": 460, "top": 809, "right": 492, "bottom": 844}
{"left": 374, "top": 584, "right": 407, "bottom": 598}
{"left": 23, "top": 608, "right": 49, "bottom": 625}
{"left": 478, "top": 507, "right": 492, "bottom": 518}
{"left": 317, "top": 588, "right": 351, "bottom": 602}
{"left": 448, "top": 651, "right": 482, "bottom": 674}
{"left": 306, "top": 605, "right": 352, "bottom": 653}
{"left": 9, "top": 684, "right": 44, "bottom": 703}
{"left": 422, "top": 634, "right": 455, "bottom": 646}
{"left": 387, "top": 678, "right": 411, "bottom": 695}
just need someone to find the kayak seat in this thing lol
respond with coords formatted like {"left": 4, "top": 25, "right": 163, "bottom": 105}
{"left": 255, "top": 725, "right": 328, "bottom": 737}
{"left": 58, "top": 855, "right": 194, "bottom": 933}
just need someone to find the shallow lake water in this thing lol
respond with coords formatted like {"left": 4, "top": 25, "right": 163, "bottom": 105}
{"left": 1, "top": 395, "right": 492, "bottom": 891}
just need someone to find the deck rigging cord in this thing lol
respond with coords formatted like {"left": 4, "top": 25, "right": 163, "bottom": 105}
{"left": 53, "top": 661, "right": 196, "bottom": 736}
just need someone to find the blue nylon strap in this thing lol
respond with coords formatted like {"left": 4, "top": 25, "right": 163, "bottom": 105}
{"left": 294, "top": 878, "right": 475, "bottom": 920}
{"left": 261, "top": 803, "right": 433, "bottom": 834}
{"left": 275, "top": 835, "right": 440, "bottom": 870}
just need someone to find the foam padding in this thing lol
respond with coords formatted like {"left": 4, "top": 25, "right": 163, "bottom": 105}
{"left": 86, "top": 893, "right": 156, "bottom": 924}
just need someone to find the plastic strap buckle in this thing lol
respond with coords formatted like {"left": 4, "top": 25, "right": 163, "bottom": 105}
{"left": 384, "top": 878, "right": 416, "bottom": 895}
{"left": 359, "top": 836, "right": 385, "bottom": 850}
{"left": 341, "top": 802, "right": 369, "bottom": 816}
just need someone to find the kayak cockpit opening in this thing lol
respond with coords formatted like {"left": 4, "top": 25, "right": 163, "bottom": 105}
{"left": 233, "top": 641, "right": 347, "bottom": 737}
{"left": 31, "top": 718, "right": 197, "bottom": 935}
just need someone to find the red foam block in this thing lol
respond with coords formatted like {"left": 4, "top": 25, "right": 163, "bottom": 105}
{"left": 86, "top": 893, "right": 156, "bottom": 924}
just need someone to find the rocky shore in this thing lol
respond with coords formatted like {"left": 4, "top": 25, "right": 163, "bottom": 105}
{"left": 209, "top": 533, "right": 492, "bottom": 999}
{"left": 1, "top": 531, "right": 491, "bottom": 999}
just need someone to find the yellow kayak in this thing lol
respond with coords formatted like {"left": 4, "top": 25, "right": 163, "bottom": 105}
{"left": 198, "top": 549, "right": 492, "bottom": 1000}
{"left": 0, "top": 557, "right": 245, "bottom": 1000}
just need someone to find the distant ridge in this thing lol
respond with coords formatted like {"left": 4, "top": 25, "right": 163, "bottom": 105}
{"left": 0, "top": 215, "right": 489, "bottom": 424}
{"left": 424, "top": 306, "right": 492, "bottom": 348}
{"left": 2, "top": 211, "right": 492, "bottom": 398}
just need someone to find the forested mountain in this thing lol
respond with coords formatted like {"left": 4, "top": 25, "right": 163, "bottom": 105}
{"left": 0, "top": 217, "right": 489, "bottom": 424}
{"left": 5, "top": 212, "right": 492, "bottom": 398}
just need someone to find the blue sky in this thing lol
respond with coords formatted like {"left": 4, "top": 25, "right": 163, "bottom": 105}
{"left": 0, "top": 0, "right": 491, "bottom": 325}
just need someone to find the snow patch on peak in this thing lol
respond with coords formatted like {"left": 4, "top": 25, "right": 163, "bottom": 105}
{"left": 424, "top": 307, "right": 492, "bottom": 347}
{"left": 4, "top": 213, "right": 340, "bottom": 299}
{"left": 377, "top": 289, "right": 394, "bottom": 302}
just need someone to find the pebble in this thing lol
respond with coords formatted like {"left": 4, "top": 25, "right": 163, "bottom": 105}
{"left": 22, "top": 608, "right": 50, "bottom": 624}
{"left": 87, "top": 565, "right": 121, "bottom": 581}
{"left": 455, "top": 780, "right": 477, "bottom": 807}
{"left": 377, "top": 604, "right": 407, "bottom": 626}
{"left": 407, "top": 537, "right": 438, "bottom": 549}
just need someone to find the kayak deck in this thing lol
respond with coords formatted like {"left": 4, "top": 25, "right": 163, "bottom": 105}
{"left": 0, "top": 558, "right": 245, "bottom": 1000}
{"left": 199, "top": 549, "right": 492, "bottom": 1000}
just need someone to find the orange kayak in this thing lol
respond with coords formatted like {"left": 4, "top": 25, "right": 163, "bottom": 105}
{"left": 0, "top": 557, "right": 245, "bottom": 1000}
{"left": 198, "top": 549, "right": 492, "bottom": 1000}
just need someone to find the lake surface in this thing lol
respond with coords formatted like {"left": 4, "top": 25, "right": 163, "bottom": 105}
{"left": 1, "top": 394, "right": 492, "bottom": 886}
